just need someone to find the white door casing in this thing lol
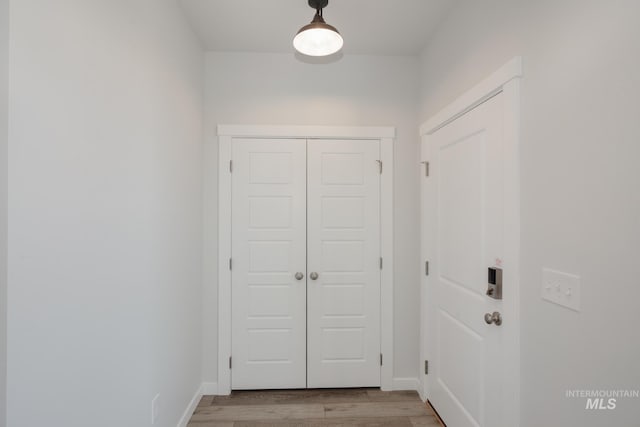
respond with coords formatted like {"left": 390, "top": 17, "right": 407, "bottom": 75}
{"left": 420, "top": 57, "right": 521, "bottom": 427}
{"left": 231, "top": 139, "right": 307, "bottom": 389}
{"left": 217, "top": 126, "right": 395, "bottom": 394}
{"left": 307, "top": 140, "right": 381, "bottom": 388}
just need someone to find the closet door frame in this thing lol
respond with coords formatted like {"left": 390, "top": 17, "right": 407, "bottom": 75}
{"left": 217, "top": 125, "right": 395, "bottom": 395}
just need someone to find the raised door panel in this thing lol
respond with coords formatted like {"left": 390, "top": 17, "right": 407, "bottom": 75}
{"left": 307, "top": 139, "right": 381, "bottom": 388}
{"left": 231, "top": 138, "right": 307, "bottom": 389}
{"left": 427, "top": 93, "right": 505, "bottom": 427}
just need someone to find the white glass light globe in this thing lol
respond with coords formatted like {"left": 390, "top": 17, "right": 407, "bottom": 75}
{"left": 293, "top": 21, "right": 343, "bottom": 56}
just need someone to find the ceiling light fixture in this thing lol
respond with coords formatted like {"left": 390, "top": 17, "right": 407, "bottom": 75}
{"left": 293, "top": 0, "right": 343, "bottom": 57}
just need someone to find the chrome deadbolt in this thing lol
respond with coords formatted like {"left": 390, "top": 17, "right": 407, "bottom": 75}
{"left": 484, "top": 311, "right": 502, "bottom": 326}
{"left": 295, "top": 272, "right": 304, "bottom": 280}
{"left": 310, "top": 272, "right": 319, "bottom": 280}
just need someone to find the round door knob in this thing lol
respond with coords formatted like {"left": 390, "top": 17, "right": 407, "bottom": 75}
{"left": 484, "top": 311, "right": 502, "bottom": 326}
{"left": 294, "top": 272, "right": 304, "bottom": 281}
{"left": 310, "top": 272, "right": 319, "bottom": 280}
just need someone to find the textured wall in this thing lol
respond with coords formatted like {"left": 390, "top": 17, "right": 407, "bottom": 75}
{"left": 419, "top": 0, "right": 640, "bottom": 425}
{"left": 203, "top": 52, "right": 422, "bottom": 386}
{"left": 6, "top": 1, "right": 204, "bottom": 425}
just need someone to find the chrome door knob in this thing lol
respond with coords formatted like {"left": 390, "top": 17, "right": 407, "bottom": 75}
{"left": 294, "top": 272, "right": 304, "bottom": 281}
{"left": 484, "top": 311, "right": 502, "bottom": 326}
{"left": 309, "top": 272, "right": 319, "bottom": 280}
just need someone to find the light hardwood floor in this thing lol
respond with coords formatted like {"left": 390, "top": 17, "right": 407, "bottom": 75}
{"left": 188, "top": 388, "right": 442, "bottom": 427}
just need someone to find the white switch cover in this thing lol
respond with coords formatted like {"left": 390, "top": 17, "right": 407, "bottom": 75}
{"left": 542, "top": 268, "right": 581, "bottom": 311}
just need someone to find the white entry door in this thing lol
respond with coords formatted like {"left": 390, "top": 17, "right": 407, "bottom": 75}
{"left": 424, "top": 92, "right": 510, "bottom": 426}
{"left": 231, "top": 138, "right": 307, "bottom": 389}
{"left": 307, "top": 140, "right": 381, "bottom": 388}
{"left": 231, "top": 138, "right": 381, "bottom": 390}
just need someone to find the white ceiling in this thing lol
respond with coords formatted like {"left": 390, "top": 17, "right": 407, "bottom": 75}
{"left": 179, "top": 0, "right": 458, "bottom": 55}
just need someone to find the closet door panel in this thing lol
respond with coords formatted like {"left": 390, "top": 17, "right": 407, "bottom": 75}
{"left": 231, "top": 138, "right": 307, "bottom": 389}
{"left": 307, "top": 139, "right": 381, "bottom": 388}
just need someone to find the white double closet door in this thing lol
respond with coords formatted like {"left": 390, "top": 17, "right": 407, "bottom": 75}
{"left": 231, "top": 138, "right": 381, "bottom": 389}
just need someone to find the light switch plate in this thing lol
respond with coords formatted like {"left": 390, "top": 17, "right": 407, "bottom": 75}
{"left": 542, "top": 268, "right": 581, "bottom": 311}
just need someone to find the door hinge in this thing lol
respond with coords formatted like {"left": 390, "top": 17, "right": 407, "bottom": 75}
{"left": 380, "top": 353, "right": 383, "bottom": 366}
{"left": 380, "top": 257, "right": 383, "bottom": 270}
{"left": 421, "top": 161, "right": 429, "bottom": 177}
{"left": 425, "top": 360, "right": 429, "bottom": 375}
{"left": 229, "top": 258, "right": 232, "bottom": 270}
{"left": 425, "top": 261, "right": 429, "bottom": 276}
{"left": 229, "top": 160, "right": 233, "bottom": 173}
{"left": 229, "top": 356, "right": 232, "bottom": 369}
{"left": 376, "top": 160, "right": 382, "bottom": 174}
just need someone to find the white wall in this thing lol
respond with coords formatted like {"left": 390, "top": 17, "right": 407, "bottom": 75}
{"left": 419, "top": 0, "right": 640, "bottom": 425}
{"left": 0, "top": 0, "right": 8, "bottom": 425}
{"left": 203, "top": 52, "right": 421, "bottom": 385}
{"left": 6, "top": 1, "right": 203, "bottom": 426}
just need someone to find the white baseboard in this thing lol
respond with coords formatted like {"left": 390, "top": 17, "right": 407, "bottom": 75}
{"left": 201, "top": 382, "right": 220, "bottom": 395}
{"left": 176, "top": 384, "right": 203, "bottom": 427}
{"left": 392, "top": 377, "right": 420, "bottom": 392}
{"left": 417, "top": 381, "right": 427, "bottom": 402}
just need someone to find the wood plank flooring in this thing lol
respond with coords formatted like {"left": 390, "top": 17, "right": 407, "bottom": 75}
{"left": 188, "top": 389, "right": 441, "bottom": 427}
